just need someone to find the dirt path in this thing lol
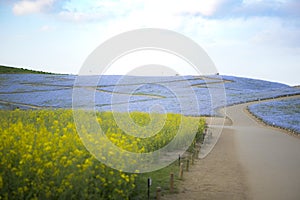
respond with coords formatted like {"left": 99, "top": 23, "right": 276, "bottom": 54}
{"left": 162, "top": 127, "right": 250, "bottom": 200}
{"left": 0, "top": 99, "right": 46, "bottom": 109}
{"left": 163, "top": 95, "right": 300, "bottom": 200}
{"left": 227, "top": 101, "right": 300, "bottom": 200}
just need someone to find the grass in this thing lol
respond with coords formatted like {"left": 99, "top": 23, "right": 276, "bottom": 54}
{"left": 0, "top": 65, "right": 54, "bottom": 74}
{"left": 131, "top": 161, "right": 181, "bottom": 199}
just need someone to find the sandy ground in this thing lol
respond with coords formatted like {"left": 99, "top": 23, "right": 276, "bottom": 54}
{"left": 162, "top": 128, "right": 250, "bottom": 200}
{"left": 227, "top": 102, "right": 300, "bottom": 200}
{"left": 163, "top": 96, "right": 300, "bottom": 200}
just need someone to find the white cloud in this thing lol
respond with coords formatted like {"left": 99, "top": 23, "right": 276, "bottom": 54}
{"left": 143, "top": 0, "right": 226, "bottom": 16}
{"left": 5, "top": 0, "right": 300, "bottom": 84}
{"left": 13, "top": 0, "right": 55, "bottom": 15}
{"left": 252, "top": 28, "right": 300, "bottom": 47}
{"left": 56, "top": 0, "right": 226, "bottom": 23}
{"left": 58, "top": 11, "right": 105, "bottom": 22}
{"left": 40, "top": 25, "right": 55, "bottom": 31}
{"left": 230, "top": 0, "right": 300, "bottom": 17}
{"left": 284, "top": 0, "right": 300, "bottom": 17}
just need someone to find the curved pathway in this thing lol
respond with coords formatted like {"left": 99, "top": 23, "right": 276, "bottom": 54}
{"left": 163, "top": 96, "right": 300, "bottom": 200}
{"left": 226, "top": 100, "right": 300, "bottom": 200}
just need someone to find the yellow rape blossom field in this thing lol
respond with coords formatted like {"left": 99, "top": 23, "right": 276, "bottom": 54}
{"left": 0, "top": 109, "right": 205, "bottom": 199}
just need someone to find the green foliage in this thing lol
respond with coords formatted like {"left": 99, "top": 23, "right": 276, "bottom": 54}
{"left": 131, "top": 162, "right": 180, "bottom": 199}
{"left": 0, "top": 65, "right": 54, "bottom": 74}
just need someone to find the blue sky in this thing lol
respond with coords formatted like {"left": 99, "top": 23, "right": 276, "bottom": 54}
{"left": 0, "top": 0, "right": 299, "bottom": 85}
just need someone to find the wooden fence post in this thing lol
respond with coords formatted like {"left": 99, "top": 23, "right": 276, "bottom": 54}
{"left": 156, "top": 187, "right": 161, "bottom": 200}
{"left": 179, "top": 162, "right": 183, "bottom": 180}
{"left": 170, "top": 173, "right": 174, "bottom": 193}
{"left": 195, "top": 144, "right": 200, "bottom": 158}
{"left": 186, "top": 159, "right": 190, "bottom": 171}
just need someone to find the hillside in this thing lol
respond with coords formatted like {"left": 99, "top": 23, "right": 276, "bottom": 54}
{"left": 0, "top": 65, "right": 53, "bottom": 74}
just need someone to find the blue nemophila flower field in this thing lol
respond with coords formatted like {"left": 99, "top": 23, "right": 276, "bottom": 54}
{"left": 248, "top": 98, "right": 300, "bottom": 134}
{"left": 0, "top": 74, "right": 299, "bottom": 117}
{"left": 222, "top": 75, "right": 300, "bottom": 105}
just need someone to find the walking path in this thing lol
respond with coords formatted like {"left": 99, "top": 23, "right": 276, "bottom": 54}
{"left": 163, "top": 95, "right": 300, "bottom": 200}
{"left": 227, "top": 100, "right": 300, "bottom": 200}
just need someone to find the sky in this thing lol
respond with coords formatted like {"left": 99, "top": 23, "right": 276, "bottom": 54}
{"left": 0, "top": 0, "right": 300, "bottom": 85}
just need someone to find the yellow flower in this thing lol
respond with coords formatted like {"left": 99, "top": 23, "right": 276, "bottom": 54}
{"left": 0, "top": 175, "right": 3, "bottom": 189}
{"left": 18, "top": 187, "right": 23, "bottom": 194}
{"left": 23, "top": 186, "right": 28, "bottom": 192}
{"left": 45, "top": 162, "right": 53, "bottom": 168}
{"left": 0, "top": 109, "right": 204, "bottom": 199}
{"left": 46, "top": 191, "right": 51, "bottom": 198}
{"left": 37, "top": 168, "right": 44, "bottom": 176}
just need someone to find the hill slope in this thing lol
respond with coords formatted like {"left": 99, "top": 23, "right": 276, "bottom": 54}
{"left": 0, "top": 65, "right": 53, "bottom": 74}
